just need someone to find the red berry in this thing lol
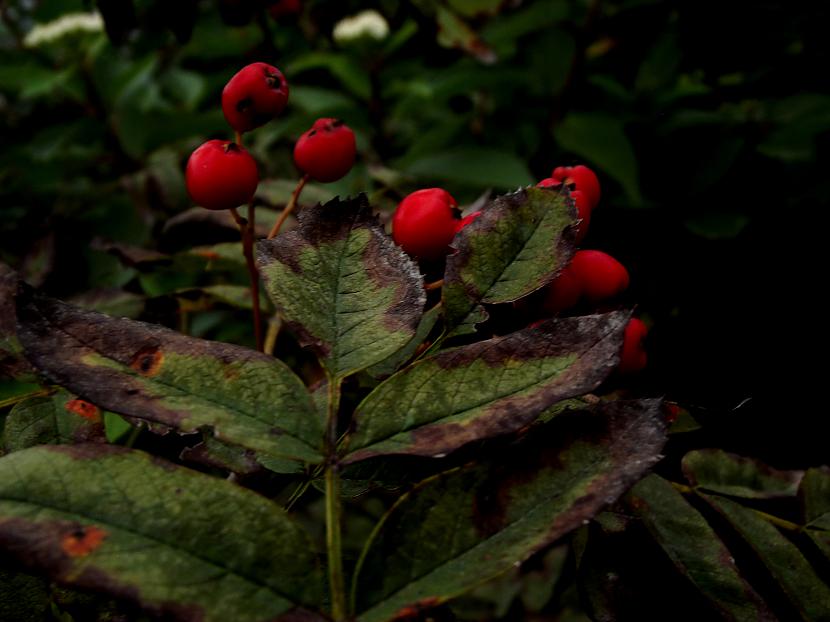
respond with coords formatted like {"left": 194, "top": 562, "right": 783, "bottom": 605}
{"left": 537, "top": 178, "right": 590, "bottom": 243}
{"left": 293, "top": 118, "right": 356, "bottom": 183}
{"left": 185, "top": 140, "right": 259, "bottom": 211}
{"left": 542, "top": 264, "right": 582, "bottom": 313}
{"left": 569, "top": 250, "right": 629, "bottom": 303}
{"left": 222, "top": 62, "right": 289, "bottom": 133}
{"left": 618, "top": 318, "right": 648, "bottom": 374}
{"left": 551, "top": 165, "right": 601, "bottom": 211}
{"left": 454, "top": 211, "right": 481, "bottom": 233}
{"left": 393, "top": 188, "right": 460, "bottom": 261}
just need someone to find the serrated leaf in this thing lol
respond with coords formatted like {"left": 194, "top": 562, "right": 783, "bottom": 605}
{"left": 257, "top": 196, "right": 425, "bottom": 379}
{"left": 682, "top": 449, "right": 804, "bottom": 499}
{"left": 15, "top": 286, "right": 322, "bottom": 464}
{"left": 352, "top": 399, "right": 666, "bottom": 621}
{"left": 626, "top": 474, "right": 776, "bottom": 621}
{"left": 442, "top": 186, "right": 577, "bottom": 335}
{"left": 4, "top": 390, "right": 106, "bottom": 452}
{"left": 345, "top": 312, "right": 628, "bottom": 464}
{"left": 366, "top": 303, "right": 441, "bottom": 378}
{"left": 702, "top": 493, "right": 830, "bottom": 621}
{"left": 0, "top": 445, "right": 324, "bottom": 622}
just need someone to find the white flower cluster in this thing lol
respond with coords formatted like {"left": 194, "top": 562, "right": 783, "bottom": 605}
{"left": 23, "top": 12, "right": 104, "bottom": 48}
{"left": 332, "top": 10, "right": 389, "bottom": 44}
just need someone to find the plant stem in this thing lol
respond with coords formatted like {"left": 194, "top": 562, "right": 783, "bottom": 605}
{"left": 230, "top": 206, "right": 264, "bottom": 351}
{"left": 264, "top": 314, "right": 282, "bottom": 356}
{"left": 424, "top": 278, "right": 444, "bottom": 291}
{"left": 268, "top": 174, "right": 309, "bottom": 240}
{"left": 324, "top": 376, "right": 347, "bottom": 621}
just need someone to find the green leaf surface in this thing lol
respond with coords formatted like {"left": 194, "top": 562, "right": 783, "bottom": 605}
{"left": 15, "top": 286, "right": 322, "bottom": 464}
{"left": 800, "top": 467, "right": 830, "bottom": 524}
{"left": 442, "top": 186, "right": 577, "bottom": 334}
{"left": 404, "top": 147, "right": 533, "bottom": 190}
{"left": 257, "top": 196, "right": 425, "bottom": 379}
{"left": 352, "top": 399, "right": 667, "bottom": 621}
{"left": 345, "top": 311, "right": 629, "bottom": 464}
{"left": 366, "top": 303, "right": 441, "bottom": 379}
{"left": 0, "top": 445, "right": 323, "bottom": 622}
{"left": 626, "top": 475, "right": 775, "bottom": 621}
{"left": 554, "top": 114, "right": 642, "bottom": 204}
{"left": 702, "top": 494, "right": 830, "bottom": 621}
{"left": 4, "top": 390, "right": 106, "bottom": 453}
{"left": 682, "top": 449, "right": 804, "bottom": 499}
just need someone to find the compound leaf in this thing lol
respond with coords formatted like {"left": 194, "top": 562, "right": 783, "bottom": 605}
{"left": 15, "top": 286, "right": 321, "bottom": 464}
{"left": 352, "top": 399, "right": 666, "bottom": 621}
{"left": 345, "top": 312, "right": 628, "bottom": 464}
{"left": 626, "top": 474, "right": 775, "bottom": 621}
{"left": 257, "top": 196, "right": 425, "bottom": 379}
{"left": 682, "top": 449, "right": 804, "bottom": 499}
{"left": 0, "top": 445, "right": 323, "bottom": 622}
{"left": 702, "top": 493, "right": 830, "bottom": 621}
{"left": 442, "top": 186, "right": 577, "bottom": 335}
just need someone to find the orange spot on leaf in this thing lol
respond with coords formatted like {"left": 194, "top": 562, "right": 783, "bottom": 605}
{"left": 65, "top": 399, "right": 101, "bottom": 422}
{"left": 130, "top": 345, "right": 164, "bottom": 377}
{"left": 61, "top": 525, "right": 107, "bottom": 557}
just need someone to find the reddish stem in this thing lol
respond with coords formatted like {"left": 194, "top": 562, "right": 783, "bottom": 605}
{"left": 268, "top": 174, "right": 309, "bottom": 240}
{"left": 230, "top": 206, "right": 264, "bottom": 351}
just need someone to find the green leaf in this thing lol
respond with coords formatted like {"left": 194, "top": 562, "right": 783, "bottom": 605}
{"left": 626, "top": 475, "right": 775, "bottom": 621}
{"left": 800, "top": 467, "right": 830, "bottom": 524}
{"left": 702, "top": 493, "right": 830, "bottom": 621}
{"left": 682, "top": 449, "right": 804, "bottom": 499}
{"left": 3, "top": 390, "right": 106, "bottom": 452}
{"left": 435, "top": 7, "right": 496, "bottom": 63}
{"left": 289, "top": 53, "right": 371, "bottom": 100}
{"left": 345, "top": 311, "right": 629, "bottom": 464}
{"left": 404, "top": 147, "right": 533, "bottom": 190}
{"left": 257, "top": 195, "right": 425, "bottom": 379}
{"left": 15, "top": 285, "right": 322, "bottom": 464}
{"left": 442, "top": 186, "right": 577, "bottom": 335}
{"left": 554, "top": 114, "right": 642, "bottom": 204}
{"left": 0, "top": 445, "right": 324, "bottom": 621}
{"left": 352, "top": 399, "right": 666, "bottom": 621}
{"left": 366, "top": 303, "right": 441, "bottom": 378}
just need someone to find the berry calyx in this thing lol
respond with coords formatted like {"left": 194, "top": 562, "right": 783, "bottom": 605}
{"left": 185, "top": 140, "right": 259, "bottom": 211}
{"left": 293, "top": 118, "right": 356, "bottom": 183}
{"left": 569, "top": 249, "right": 629, "bottom": 303}
{"left": 618, "top": 317, "right": 648, "bottom": 373}
{"left": 551, "top": 165, "right": 601, "bottom": 211}
{"left": 393, "top": 188, "right": 460, "bottom": 261}
{"left": 222, "top": 62, "right": 289, "bottom": 133}
{"left": 538, "top": 178, "right": 590, "bottom": 243}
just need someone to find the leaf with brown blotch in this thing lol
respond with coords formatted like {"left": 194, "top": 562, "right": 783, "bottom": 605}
{"left": 0, "top": 445, "right": 324, "bottom": 622}
{"left": 15, "top": 284, "right": 322, "bottom": 465}
{"left": 351, "top": 399, "right": 667, "bottom": 622}
{"left": 4, "top": 390, "right": 106, "bottom": 452}
{"left": 682, "top": 449, "right": 804, "bottom": 499}
{"left": 345, "top": 311, "right": 629, "bottom": 464}
{"left": 442, "top": 186, "right": 577, "bottom": 336}
{"left": 257, "top": 195, "right": 426, "bottom": 380}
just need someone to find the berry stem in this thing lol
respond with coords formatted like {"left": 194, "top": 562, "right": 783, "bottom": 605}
{"left": 267, "top": 173, "right": 309, "bottom": 240}
{"left": 234, "top": 130, "right": 243, "bottom": 146}
{"left": 230, "top": 206, "right": 264, "bottom": 351}
{"left": 424, "top": 278, "right": 444, "bottom": 291}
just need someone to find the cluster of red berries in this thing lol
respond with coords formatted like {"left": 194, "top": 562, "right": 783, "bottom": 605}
{"left": 389, "top": 165, "right": 648, "bottom": 374}
{"left": 185, "top": 62, "right": 357, "bottom": 212}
